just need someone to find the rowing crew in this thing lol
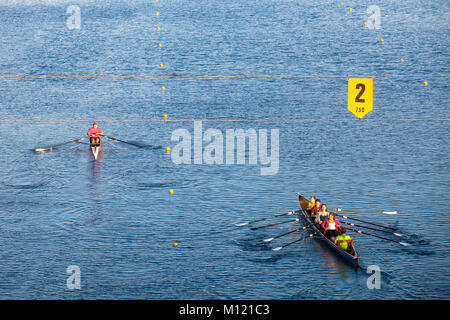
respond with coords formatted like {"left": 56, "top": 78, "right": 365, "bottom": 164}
{"left": 306, "top": 196, "right": 355, "bottom": 255}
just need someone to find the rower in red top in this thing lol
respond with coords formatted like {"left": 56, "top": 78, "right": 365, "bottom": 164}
{"left": 87, "top": 122, "right": 104, "bottom": 146}
{"left": 310, "top": 198, "right": 321, "bottom": 221}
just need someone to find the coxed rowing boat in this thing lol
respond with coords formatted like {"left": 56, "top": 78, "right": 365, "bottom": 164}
{"left": 298, "top": 193, "right": 359, "bottom": 268}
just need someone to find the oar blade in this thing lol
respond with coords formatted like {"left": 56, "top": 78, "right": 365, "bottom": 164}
{"left": 399, "top": 242, "right": 411, "bottom": 246}
{"left": 263, "top": 237, "right": 274, "bottom": 242}
{"left": 272, "top": 247, "right": 282, "bottom": 251}
{"left": 235, "top": 222, "right": 248, "bottom": 227}
{"left": 383, "top": 211, "right": 398, "bottom": 215}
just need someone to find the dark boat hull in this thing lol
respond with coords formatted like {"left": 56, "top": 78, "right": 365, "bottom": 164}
{"left": 298, "top": 193, "right": 359, "bottom": 268}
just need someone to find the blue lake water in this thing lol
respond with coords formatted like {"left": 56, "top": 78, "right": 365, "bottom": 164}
{"left": 0, "top": 0, "right": 449, "bottom": 299}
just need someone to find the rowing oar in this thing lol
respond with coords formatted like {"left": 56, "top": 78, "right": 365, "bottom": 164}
{"left": 335, "top": 214, "right": 397, "bottom": 231}
{"left": 263, "top": 226, "right": 309, "bottom": 242}
{"left": 104, "top": 135, "right": 147, "bottom": 148}
{"left": 340, "top": 221, "right": 404, "bottom": 237}
{"left": 250, "top": 218, "right": 299, "bottom": 230}
{"left": 272, "top": 233, "right": 315, "bottom": 251}
{"left": 35, "top": 136, "right": 87, "bottom": 152}
{"left": 235, "top": 210, "right": 299, "bottom": 227}
{"left": 345, "top": 226, "right": 411, "bottom": 246}
{"left": 331, "top": 208, "right": 397, "bottom": 215}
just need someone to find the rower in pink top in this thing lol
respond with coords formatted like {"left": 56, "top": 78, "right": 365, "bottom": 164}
{"left": 322, "top": 212, "right": 341, "bottom": 241}
{"left": 87, "top": 122, "right": 104, "bottom": 146}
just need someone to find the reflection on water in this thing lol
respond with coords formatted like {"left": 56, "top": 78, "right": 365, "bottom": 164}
{"left": 312, "top": 238, "right": 357, "bottom": 282}
{"left": 88, "top": 150, "right": 103, "bottom": 202}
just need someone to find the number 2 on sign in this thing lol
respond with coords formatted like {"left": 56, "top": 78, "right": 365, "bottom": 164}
{"left": 348, "top": 78, "right": 373, "bottom": 118}
{"left": 355, "top": 84, "right": 365, "bottom": 102}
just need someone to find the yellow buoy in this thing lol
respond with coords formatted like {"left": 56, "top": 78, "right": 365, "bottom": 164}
{"left": 349, "top": 8, "right": 352, "bottom": 12}
{"left": 163, "top": 114, "right": 168, "bottom": 119}
{"left": 173, "top": 242, "right": 178, "bottom": 247}
{"left": 160, "top": 63, "right": 163, "bottom": 67}
{"left": 161, "top": 86, "right": 166, "bottom": 90}
{"left": 169, "top": 189, "right": 174, "bottom": 195}
{"left": 364, "top": 22, "right": 367, "bottom": 27}
{"left": 156, "top": 11, "right": 159, "bottom": 16}
{"left": 157, "top": 26, "right": 160, "bottom": 31}
{"left": 424, "top": 81, "right": 428, "bottom": 86}
{"left": 158, "top": 43, "right": 162, "bottom": 47}
{"left": 166, "top": 147, "right": 171, "bottom": 152}
{"left": 380, "top": 39, "right": 384, "bottom": 42}
{"left": 400, "top": 58, "right": 404, "bottom": 62}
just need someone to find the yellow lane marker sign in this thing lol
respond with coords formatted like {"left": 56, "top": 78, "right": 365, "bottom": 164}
{"left": 348, "top": 78, "right": 373, "bottom": 118}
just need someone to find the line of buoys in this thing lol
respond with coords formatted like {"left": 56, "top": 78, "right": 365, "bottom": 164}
{"left": 151, "top": 1, "right": 175, "bottom": 246}
{"left": 156, "top": 2, "right": 171, "bottom": 155}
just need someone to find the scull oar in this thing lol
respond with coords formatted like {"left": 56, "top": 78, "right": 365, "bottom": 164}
{"left": 331, "top": 208, "right": 397, "bottom": 215}
{"left": 335, "top": 214, "right": 397, "bottom": 231}
{"left": 272, "top": 233, "right": 315, "bottom": 251}
{"left": 35, "top": 136, "right": 87, "bottom": 152}
{"left": 340, "top": 221, "right": 404, "bottom": 237}
{"left": 104, "top": 135, "right": 146, "bottom": 148}
{"left": 345, "top": 226, "right": 411, "bottom": 246}
{"left": 263, "top": 226, "right": 308, "bottom": 242}
{"left": 235, "top": 210, "right": 298, "bottom": 227}
{"left": 250, "top": 218, "right": 299, "bottom": 230}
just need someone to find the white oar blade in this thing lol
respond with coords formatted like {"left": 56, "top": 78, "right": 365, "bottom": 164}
{"left": 383, "top": 211, "right": 397, "bottom": 215}
{"left": 400, "top": 242, "right": 411, "bottom": 246}
{"left": 235, "top": 222, "right": 248, "bottom": 227}
{"left": 272, "top": 247, "right": 282, "bottom": 251}
{"left": 35, "top": 148, "right": 45, "bottom": 152}
{"left": 263, "top": 237, "right": 274, "bottom": 242}
{"left": 394, "top": 233, "right": 403, "bottom": 237}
